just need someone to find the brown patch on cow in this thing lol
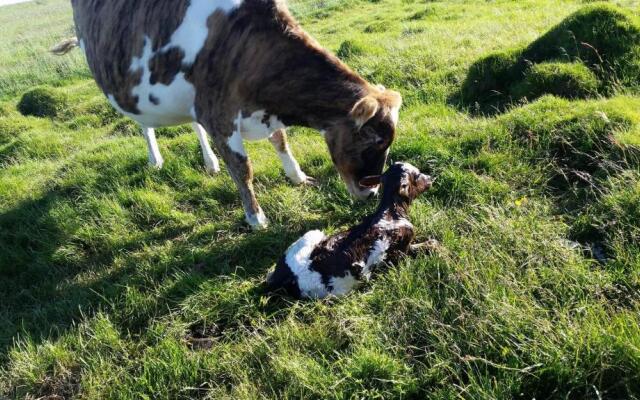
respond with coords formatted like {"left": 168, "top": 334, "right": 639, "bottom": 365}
{"left": 70, "top": 0, "right": 191, "bottom": 114}
{"left": 189, "top": 1, "right": 373, "bottom": 136}
{"left": 268, "top": 129, "right": 288, "bottom": 153}
{"left": 376, "top": 88, "right": 403, "bottom": 110}
{"left": 149, "top": 47, "right": 186, "bottom": 85}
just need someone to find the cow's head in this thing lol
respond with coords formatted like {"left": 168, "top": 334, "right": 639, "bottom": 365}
{"left": 324, "top": 86, "right": 402, "bottom": 199}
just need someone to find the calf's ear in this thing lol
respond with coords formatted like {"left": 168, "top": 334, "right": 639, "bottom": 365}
{"left": 416, "top": 174, "right": 433, "bottom": 193}
{"left": 359, "top": 175, "right": 381, "bottom": 187}
{"left": 350, "top": 96, "right": 379, "bottom": 129}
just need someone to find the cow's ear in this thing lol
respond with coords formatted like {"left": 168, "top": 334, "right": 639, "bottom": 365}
{"left": 350, "top": 96, "right": 379, "bottom": 129}
{"left": 359, "top": 175, "right": 381, "bottom": 187}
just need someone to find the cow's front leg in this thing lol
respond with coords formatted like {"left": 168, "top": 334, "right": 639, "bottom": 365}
{"left": 268, "top": 129, "right": 314, "bottom": 185}
{"left": 209, "top": 122, "right": 267, "bottom": 230}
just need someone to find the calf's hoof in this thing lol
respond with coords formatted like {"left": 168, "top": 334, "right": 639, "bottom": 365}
{"left": 287, "top": 171, "right": 315, "bottom": 186}
{"left": 409, "top": 239, "right": 440, "bottom": 255}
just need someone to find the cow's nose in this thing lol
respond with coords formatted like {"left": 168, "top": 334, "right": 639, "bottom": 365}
{"left": 347, "top": 181, "right": 379, "bottom": 200}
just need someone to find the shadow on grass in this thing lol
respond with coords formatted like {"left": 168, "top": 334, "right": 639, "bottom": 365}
{"left": 0, "top": 178, "right": 322, "bottom": 361}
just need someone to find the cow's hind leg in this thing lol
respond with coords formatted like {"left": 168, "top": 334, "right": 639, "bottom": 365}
{"left": 192, "top": 122, "right": 220, "bottom": 174}
{"left": 268, "top": 129, "right": 314, "bottom": 185}
{"left": 142, "top": 126, "right": 164, "bottom": 169}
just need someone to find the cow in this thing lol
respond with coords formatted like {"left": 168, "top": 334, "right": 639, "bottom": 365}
{"left": 65, "top": 0, "right": 402, "bottom": 229}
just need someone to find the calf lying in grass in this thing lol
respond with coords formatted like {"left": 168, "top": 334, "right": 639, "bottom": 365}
{"left": 266, "top": 162, "right": 433, "bottom": 299}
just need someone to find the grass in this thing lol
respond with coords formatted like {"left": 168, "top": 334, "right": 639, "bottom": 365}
{"left": 0, "top": 0, "right": 639, "bottom": 398}
{"left": 459, "top": 4, "right": 640, "bottom": 113}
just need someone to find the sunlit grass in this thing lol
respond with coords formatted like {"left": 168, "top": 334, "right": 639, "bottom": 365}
{"left": 0, "top": 0, "right": 639, "bottom": 398}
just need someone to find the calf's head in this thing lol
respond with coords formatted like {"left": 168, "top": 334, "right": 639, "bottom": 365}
{"left": 360, "top": 162, "right": 432, "bottom": 206}
{"left": 324, "top": 87, "right": 402, "bottom": 199}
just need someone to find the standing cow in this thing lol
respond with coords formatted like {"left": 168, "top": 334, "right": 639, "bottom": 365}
{"left": 65, "top": 0, "right": 402, "bottom": 229}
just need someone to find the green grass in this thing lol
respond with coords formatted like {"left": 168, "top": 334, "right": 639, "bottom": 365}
{"left": 459, "top": 4, "right": 640, "bottom": 113}
{"left": 1, "top": 0, "right": 639, "bottom": 398}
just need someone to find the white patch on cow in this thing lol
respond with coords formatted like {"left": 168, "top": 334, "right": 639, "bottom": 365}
{"left": 277, "top": 151, "right": 307, "bottom": 184}
{"left": 228, "top": 111, "right": 247, "bottom": 157}
{"left": 79, "top": 39, "right": 86, "bottom": 53}
{"left": 318, "top": 130, "right": 326, "bottom": 138}
{"left": 142, "top": 126, "right": 164, "bottom": 168}
{"left": 240, "top": 110, "right": 286, "bottom": 141}
{"left": 111, "top": 1, "right": 242, "bottom": 127}
{"left": 246, "top": 207, "right": 268, "bottom": 229}
{"left": 190, "top": 106, "right": 197, "bottom": 120}
{"left": 125, "top": 37, "right": 195, "bottom": 127}
{"left": 162, "top": 0, "right": 242, "bottom": 65}
{"left": 329, "top": 271, "right": 360, "bottom": 296}
{"left": 271, "top": 134, "right": 307, "bottom": 184}
{"left": 192, "top": 122, "right": 220, "bottom": 174}
{"left": 363, "top": 237, "right": 390, "bottom": 278}
{"left": 285, "top": 230, "right": 327, "bottom": 299}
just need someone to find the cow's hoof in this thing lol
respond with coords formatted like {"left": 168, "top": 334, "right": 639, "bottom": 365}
{"left": 203, "top": 153, "right": 220, "bottom": 174}
{"left": 246, "top": 209, "right": 268, "bottom": 230}
{"left": 148, "top": 159, "right": 164, "bottom": 169}
{"left": 205, "top": 162, "right": 220, "bottom": 175}
{"left": 300, "top": 176, "right": 318, "bottom": 186}
{"left": 290, "top": 174, "right": 317, "bottom": 186}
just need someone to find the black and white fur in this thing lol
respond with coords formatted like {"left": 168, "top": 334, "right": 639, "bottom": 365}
{"left": 266, "top": 162, "right": 432, "bottom": 299}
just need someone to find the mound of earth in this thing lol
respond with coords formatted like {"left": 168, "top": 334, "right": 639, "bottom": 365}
{"left": 500, "top": 95, "right": 640, "bottom": 193}
{"left": 17, "top": 86, "right": 68, "bottom": 118}
{"left": 459, "top": 5, "right": 640, "bottom": 113}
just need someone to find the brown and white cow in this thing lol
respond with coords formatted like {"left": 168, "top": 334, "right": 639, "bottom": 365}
{"left": 67, "top": 0, "right": 402, "bottom": 229}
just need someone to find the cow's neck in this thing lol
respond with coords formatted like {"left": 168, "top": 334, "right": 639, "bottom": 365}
{"left": 236, "top": 18, "right": 369, "bottom": 130}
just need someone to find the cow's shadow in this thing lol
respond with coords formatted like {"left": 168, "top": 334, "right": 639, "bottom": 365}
{"left": 0, "top": 163, "right": 339, "bottom": 361}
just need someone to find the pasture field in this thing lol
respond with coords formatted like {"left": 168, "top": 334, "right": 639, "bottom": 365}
{"left": 1, "top": 0, "right": 640, "bottom": 398}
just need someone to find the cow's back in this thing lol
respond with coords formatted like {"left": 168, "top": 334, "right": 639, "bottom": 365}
{"left": 71, "top": 0, "right": 243, "bottom": 127}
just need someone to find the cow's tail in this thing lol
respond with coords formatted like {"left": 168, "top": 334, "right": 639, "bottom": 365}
{"left": 51, "top": 37, "right": 79, "bottom": 55}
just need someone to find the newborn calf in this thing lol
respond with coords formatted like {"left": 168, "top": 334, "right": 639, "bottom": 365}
{"left": 266, "top": 162, "right": 433, "bottom": 299}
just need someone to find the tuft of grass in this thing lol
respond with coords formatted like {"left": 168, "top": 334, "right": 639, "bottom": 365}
{"left": 459, "top": 4, "right": 640, "bottom": 112}
{"left": 511, "top": 61, "right": 599, "bottom": 101}
{"left": 17, "top": 86, "right": 68, "bottom": 118}
{"left": 336, "top": 39, "right": 366, "bottom": 59}
{"left": 499, "top": 95, "right": 640, "bottom": 211}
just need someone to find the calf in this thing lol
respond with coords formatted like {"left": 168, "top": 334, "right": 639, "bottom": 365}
{"left": 266, "top": 162, "right": 433, "bottom": 299}
{"left": 64, "top": 0, "right": 403, "bottom": 229}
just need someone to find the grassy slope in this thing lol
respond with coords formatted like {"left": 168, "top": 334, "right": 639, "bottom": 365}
{"left": 1, "top": 0, "right": 639, "bottom": 398}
